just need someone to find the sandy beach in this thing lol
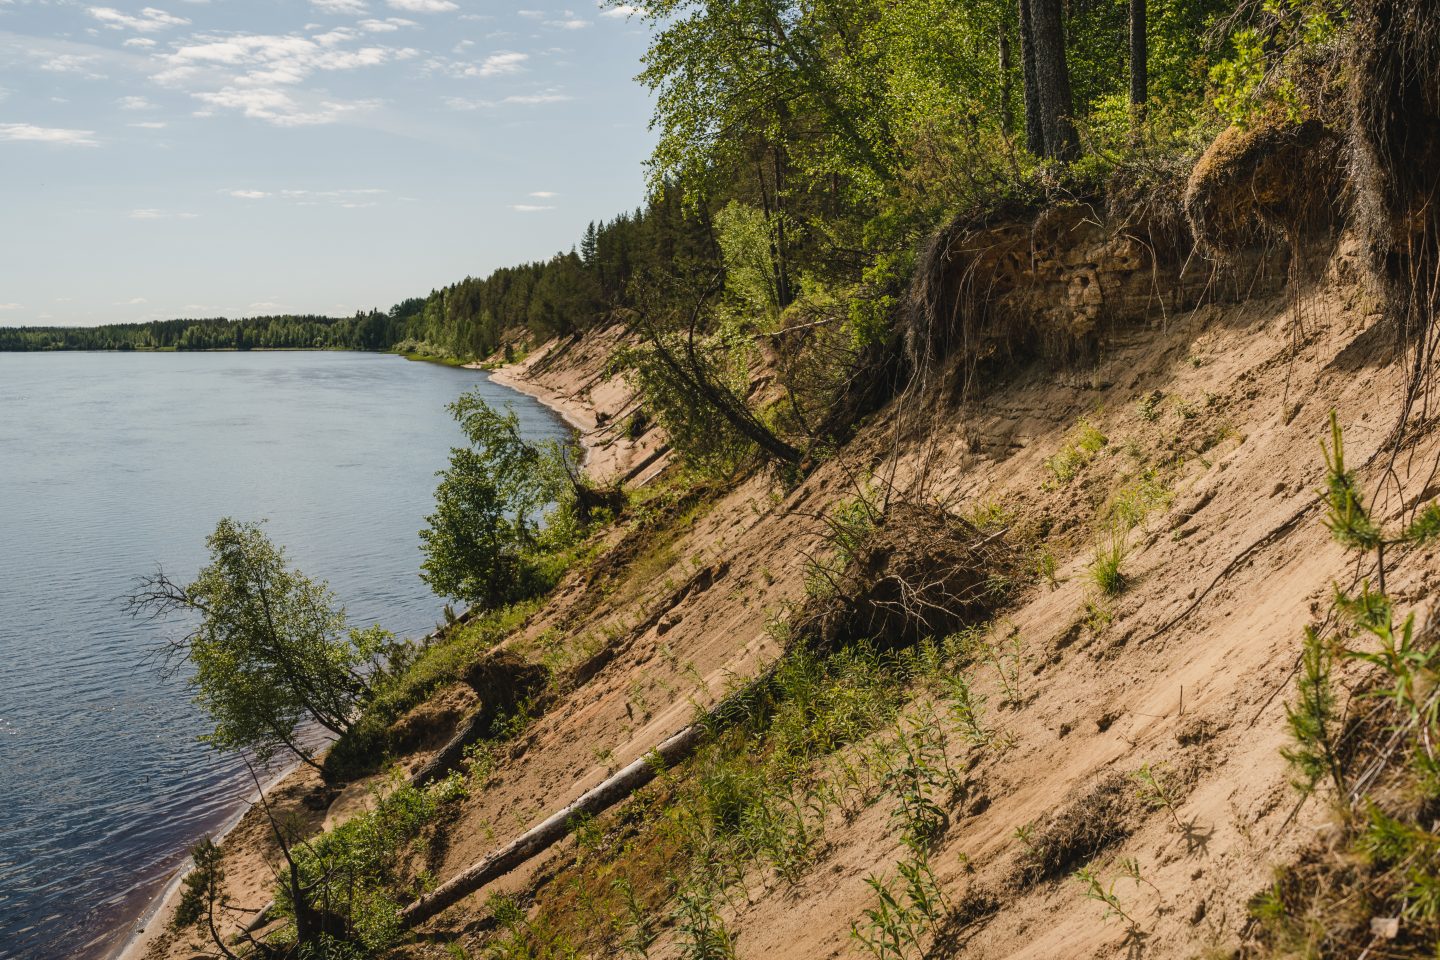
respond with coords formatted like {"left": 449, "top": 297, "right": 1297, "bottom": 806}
{"left": 474, "top": 329, "right": 666, "bottom": 485}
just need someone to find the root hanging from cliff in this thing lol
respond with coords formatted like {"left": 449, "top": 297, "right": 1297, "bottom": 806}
{"left": 1351, "top": 0, "right": 1440, "bottom": 433}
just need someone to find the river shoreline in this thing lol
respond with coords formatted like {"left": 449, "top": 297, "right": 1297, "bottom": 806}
{"left": 107, "top": 351, "right": 609, "bottom": 960}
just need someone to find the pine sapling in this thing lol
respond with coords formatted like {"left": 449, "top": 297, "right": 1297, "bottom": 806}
{"left": 1281, "top": 626, "right": 1346, "bottom": 799}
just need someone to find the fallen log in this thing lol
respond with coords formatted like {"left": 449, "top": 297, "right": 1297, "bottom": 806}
{"left": 399, "top": 723, "right": 704, "bottom": 928}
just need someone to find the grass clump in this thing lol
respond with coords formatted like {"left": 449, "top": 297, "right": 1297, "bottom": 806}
{"left": 1044, "top": 417, "right": 1109, "bottom": 486}
{"left": 1089, "top": 526, "right": 1129, "bottom": 597}
{"left": 478, "top": 627, "right": 994, "bottom": 960}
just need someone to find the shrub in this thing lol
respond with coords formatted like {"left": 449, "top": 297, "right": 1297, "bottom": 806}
{"left": 420, "top": 391, "right": 584, "bottom": 610}
{"left": 128, "top": 518, "right": 401, "bottom": 768}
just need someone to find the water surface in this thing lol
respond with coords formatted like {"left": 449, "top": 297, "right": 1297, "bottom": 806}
{"left": 0, "top": 351, "right": 569, "bottom": 960}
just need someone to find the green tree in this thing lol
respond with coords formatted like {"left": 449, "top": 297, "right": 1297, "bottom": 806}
{"left": 129, "top": 518, "right": 396, "bottom": 769}
{"left": 419, "top": 392, "right": 574, "bottom": 609}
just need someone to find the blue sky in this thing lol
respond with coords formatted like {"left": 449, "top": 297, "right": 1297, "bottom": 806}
{"left": 0, "top": 0, "right": 655, "bottom": 326}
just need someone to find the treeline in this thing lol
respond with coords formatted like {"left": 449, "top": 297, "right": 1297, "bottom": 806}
{"left": 2, "top": 185, "right": 715, "bottom": 359}
{"left": 399, "top": 184, "right": 715, "bottom": 360}
{"left": 0, "top": 312, "right": 403, "bottom": 353}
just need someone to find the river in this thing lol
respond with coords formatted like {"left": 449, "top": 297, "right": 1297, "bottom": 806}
{"left": 0, "top": 350, "right": 569, "bottom": 960}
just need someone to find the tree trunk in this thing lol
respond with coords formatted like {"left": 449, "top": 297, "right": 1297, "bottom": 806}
{"left": 998, "top": 21, "right": 1014, "bottom": 134}
{"left": 1027, "top": 0, "right": 1078, "bottom": 160}
{"left": 773, "top": 154, "right": 792, "bottom": 312}
{"left": 1129, "top": 0, "right": 1147, "bottom": 124}
{"left": 399, "top": 725, "right": 704, "bottom": 928}
{"left": 1017, "top": 0, "right": 1044, "bottom": 153}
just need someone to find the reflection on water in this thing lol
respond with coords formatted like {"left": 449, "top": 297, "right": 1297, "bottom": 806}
{"left": 0, "top": 351, "right": 569, "bottom": 960}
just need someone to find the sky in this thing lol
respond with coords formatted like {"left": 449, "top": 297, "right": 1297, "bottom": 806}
{"left": 0, "top": 0, "right": 656, "bottom": 326}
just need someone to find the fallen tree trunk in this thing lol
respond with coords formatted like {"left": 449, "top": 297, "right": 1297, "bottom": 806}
{"left": 399, "top": 723, "right": 705, "bottom": 928}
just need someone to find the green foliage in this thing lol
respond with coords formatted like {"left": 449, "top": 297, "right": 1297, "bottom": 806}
{"left": 803, "top": 486, "right": 880, "bottom": 601}
{"left": 481, "top": 893, "right": 581, "bottom": 960}
{"left": 1090, "top": 526, "right": 1130, "bottom": 597}
{"left": 173, "top": 837, "right": 225, "bottom": 932}
{"left": 1320, "top": 411, "right": 1383, "bottom": 553}
{"left": 380, "top": 186, "right": 713, "bottom": 362}
{"left": 277, "top": 771, "right": 469, "bottom": 954}
{"left": 1208, "top": 0, "right": 1347, "bottom": 126}
{"left": 323, "top": 602, "right": 539, "bottom": 781}
{"left": 851, "top": 840, "right": 949, "bottom": 960}
{"left": 714, "top": 201, "right": 782, "bottom": 321}
{"left": 0, "top": 312, "right": 401, "bottom": 353}
{"left": 420, "top": 391, "right": 582, "bottom": 609}
{"left": 131, "top": 518, "right": 398, "bottom": 765}
{"left": 1130, "top": 762, "right": 1182, "bottom": 828}
{"left": 1256, "top": 413, "right": 1440, "bottom": 950}
{"left": 673, "top": 879, "right": 737, "bottom": 960}
{"left": 1281, "top": 627, "right": 1344, "bottom": 797}
{"left": 1338, "top": 586, "right": 1437, "bottom": 730}
{"left": 1106, "top": 469, "right": 1175, "bottom": 533}
{"left": 1045, "top": 418, "right": 1108, "bottom": 485}
{"left": 1074, "top": 865, "right": 1140, "bottom": 928}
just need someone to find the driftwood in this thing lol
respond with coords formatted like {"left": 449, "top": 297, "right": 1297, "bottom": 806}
{"left": 398, "top": 723, "right": 704, "bottom": 928}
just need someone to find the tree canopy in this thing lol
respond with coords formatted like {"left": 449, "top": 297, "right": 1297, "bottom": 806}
{"left": 129, "top": 518, "right": 397, "bottom": 767}
{"left": 419, "top": 392, "right": 582, "bottom": 610}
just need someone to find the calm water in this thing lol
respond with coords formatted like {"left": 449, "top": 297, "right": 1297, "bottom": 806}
{"left": 0, "top": 351, "right": 569, "bottom": 960}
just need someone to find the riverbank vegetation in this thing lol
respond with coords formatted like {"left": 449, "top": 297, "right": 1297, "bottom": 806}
{"left": 127, "top": 519, "right": 405, "bottom": 771}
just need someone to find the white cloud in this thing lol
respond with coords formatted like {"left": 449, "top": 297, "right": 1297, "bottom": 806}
{"left": 0, "top": 303, "right": 22, "bottom": 311}
{"left": 128, "top": 209, "right": 198, "bottom": 219}
{"left": 443, "top": 89, "right": 570, "bottom": 109}
{"left": 123, "top": 37, "right": 158, "bottom": 48}
{"left": 88, "top": 6, "right": 191, "bottom": 32}
{"left": 529, "top": 191, "right": 557, "bottom": 198}
{"left": 311, "top": 0, "right": 367, "bottom": 11}
{"left": 194, "top": 86, "right": 382, "bottom": 126}
{"left": 511, "top": 204, "right": 553, "bottom": 212}
{"left": 467, "top": 50, "right": 526, "bottom": 77}
{"left": 224, "top": 187, "right": 385, "bottom": 206}
{"left": 544, "top": 16, "right": 590, "bottom": 29}
{"left": 153, "top": 29, "right": 414, "bottom": 124}
{"left": 40, "top": 54, "right": 100, "bottom": 74}
{"left": 357, "top": 17, "right": 416, "bottom": 31}
{"left": 598, "top": 3, "right": 642, "bottom": 17}
{"left": 0, "top": 123, "right": 98, "bottom": 146}
{"left": 128, "top": 120, "right": 168, "bottom": 128}
{"left": 117, "top": 95, "right": 155, "bottom": 110}
{"left": 386, "top": 0, "right": 456, "bottom": 11}
{"left": 280, "top": 187, "right": 385, "bottom": 201}
{"left": 504, "top": 90, "right": 570, "bottom": 104}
